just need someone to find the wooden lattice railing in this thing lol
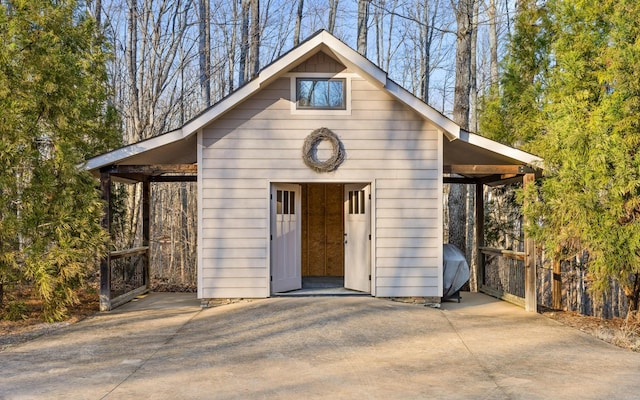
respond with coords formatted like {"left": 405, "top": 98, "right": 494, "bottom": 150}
{"left": 479, "top": 247, "right": 526, "bottom": 307}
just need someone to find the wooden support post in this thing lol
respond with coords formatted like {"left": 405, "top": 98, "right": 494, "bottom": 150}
{"left": 475, "top": 182, "right": 484, "bottom": 292}
{"left": 552, "top": 256, "right": 562, "bottom": 309}
{"left": 523, "top": 173, "right": 537, "bottom": 312}
{"left": 142, "top": 180, "right": 151, "bottom": 288}
{"left": 99, "top": 172, "right": 112, "bottom": 311}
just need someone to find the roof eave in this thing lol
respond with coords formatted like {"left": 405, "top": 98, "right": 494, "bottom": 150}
{"left": 83, "top": 129, "right": 185, "bottom": 172}
{"left": 457, "top": 130, "right": 543, "bottom": 167}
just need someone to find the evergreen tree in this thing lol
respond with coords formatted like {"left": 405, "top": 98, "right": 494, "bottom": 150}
{"left": 0, "top": 0, "right": 120, "bottom": 321}
{"left": 483, "top": 0, "right": 640, "bottom": 312}
{"left": 479, "top": 0, "right": 552, "bottom": 148}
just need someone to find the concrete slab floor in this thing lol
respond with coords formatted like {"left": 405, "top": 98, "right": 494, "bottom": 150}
{"left": 1, "top": 292, "right": 640, "bottom": 399}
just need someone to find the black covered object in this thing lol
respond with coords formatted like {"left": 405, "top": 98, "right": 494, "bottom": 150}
{"left": 443, "top": 244, "right": 470, "bottom": 299}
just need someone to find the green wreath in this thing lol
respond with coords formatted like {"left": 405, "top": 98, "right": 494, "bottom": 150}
{"left": 302, "top": 128, "right": 345, "bottom": 173}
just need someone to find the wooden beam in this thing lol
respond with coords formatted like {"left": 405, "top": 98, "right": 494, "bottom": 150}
{"left": 479, "top": 247, "right": 526, "bottom": 261}
{"left": 101, "top": 164, "right": 197, "bottom": 175}
{"left": 110, "top": 246, "right": 149, "bottom": 260}
{"left": 443, "top": 177, "right": 479, "bottom": 184}
{"left": 99, "top": 172, "right": 112, "bottom": 312}
{"left": 111, "top": 173, "right": 147, "bottom": 183}
{"left": 149, "top": 175, "right": 198, "bottom": 183}
{"left": 523, "top": 173, "right": 537, "bottom": 312}
{"left": 484, "top": 175, "right": 525, "bottom": 187}
{"left": 444, "top": 164, "right": 534, "bottom": 175}
{"left": 478, "top": 174, "right": 509, "bottom": 184}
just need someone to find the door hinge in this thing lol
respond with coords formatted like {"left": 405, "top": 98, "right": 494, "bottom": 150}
{"left": 270, "top": 234, "right": 273, "bottom": 240}
{"left": 270, "top": 276, "right": 273, "bottom": 281}
{"left": 369, "top": 234, "right": 371, "bottom": 240}
{"left": 369, "top": 193, "right": 371, "bottom": 199}
{"left": 270, "top": 194, "right": 272, "bottom": 200}
{"left": 369, "top": 275, "right": 371, "bottom": 281}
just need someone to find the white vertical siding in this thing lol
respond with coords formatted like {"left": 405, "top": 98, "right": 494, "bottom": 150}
{"left": 199, "top": 69, "right": 442, "bottom": 299}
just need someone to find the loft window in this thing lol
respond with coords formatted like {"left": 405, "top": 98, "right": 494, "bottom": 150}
{"left": 296, "top": 78, "right": 346, "bottom": 110}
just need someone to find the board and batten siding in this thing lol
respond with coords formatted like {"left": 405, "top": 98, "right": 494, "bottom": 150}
{"left": 198, "top": 72, "right": 443, "bottom": 299}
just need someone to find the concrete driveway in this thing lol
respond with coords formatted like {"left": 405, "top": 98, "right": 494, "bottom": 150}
{"left": 1, "top": 292, "right": 640, "bottom": 400}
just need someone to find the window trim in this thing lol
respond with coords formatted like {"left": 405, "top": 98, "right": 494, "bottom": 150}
{"left": 287, "top": 73, "right": 352, "bottom": 116}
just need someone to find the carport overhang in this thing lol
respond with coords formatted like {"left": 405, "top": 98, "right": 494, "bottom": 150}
{"left": 85, "top": 130, "right": 197, "bottom": 311}
{"left": 441, "top": 131, "right": 541, "bottom": 313}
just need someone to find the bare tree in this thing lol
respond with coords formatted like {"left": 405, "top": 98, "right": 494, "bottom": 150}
{"left": 357, "top": 0, "right": 369, "bottom": 56}
{"left": 127, "top": 0, "right": 139, "bottom": 140}
{"left": 419, "top": 0, "right": 442, "bottom": 103}
{"left": 373, "top": 0, "right": 383, "bottom": 66}
{"left": 93, "top": 0, "right": 102, "bottom": 28}
{"left": 199, "top": 0, "right": 211, "bottom": 107}
{"left": 448, "top": 0, "right": 476, "bottom": 256}
{"left": 487, "top": 0, "right": 499, "bottom": 85}
{"left": 470, "top": 0, "right": 479, "bottom": 132}
{"left": 294, "top": 0, "right": 304, "bottom": 46}
{"left": 250, "top": 0, "right": 260, "bottom": 77}
{"left": 239, "top": 0, "right": 250, "bottom": 85}
{"left": 452, "top": 0, "right": 474, "bottom": 130}
{"left": 328, "top": 0, "right": 339, "bottom": 34}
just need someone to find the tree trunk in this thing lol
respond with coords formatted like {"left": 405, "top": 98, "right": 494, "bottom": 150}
{"left": 626, "top": 274, "right": 640, "bottom": 313}
{"left": 250, "top": 0, "right": 260, "bottom": 78}
{"left": 239, "top": 0, "right": 250, "bottom": 85}
{"left": 127, "top": 1, "right": 140, "bottom": 141}
{"left": 385, "top": 0, "right": 397, "bottom": 71}
{"left": 488, "top": 0, "right": 499, "bottom": 85}
{"left": 328, "top": 0, "right": 339, "bottom": 34}
{"left": 448, "top": 185, "right": 467, "bottom": 253}
{"left": 419, "top": 1, "right": 432, "bottom": 103}
{"left": 94, "top": 0, "right": 102, "bottom": 28}
{"left": 357, "top": 0, "right": 368, "bottom": 56}
{"left": 294, "top": 0, "right": 304, "bottom": 46}
{"left": 374, "top": 0, "right": 382, "bottom": 66}
{"left": 452, "top": 0, "right": 474, "bottom": 130}
{"left": 448, "top": 0, "right": 476, "bottom": 255}
{"left": 227, "top": 0, "right": 238, "bottom": 92}
{"left": 469, "top": 0, "right": 479, "bottom": 132}
{"left": 199, "top": 0, "right": 211, "bottom": 107}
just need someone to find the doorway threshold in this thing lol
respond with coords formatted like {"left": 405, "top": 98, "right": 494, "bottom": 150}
{"left": 274, "top": 287, "right": 370, "bottom": 297}
{"left": 273, "top": 276, "right": 370, "bottom": 297}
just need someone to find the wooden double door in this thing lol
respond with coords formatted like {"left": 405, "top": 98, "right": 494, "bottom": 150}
{"left": 301, "top": 183, "right": 344, "bottom": 277}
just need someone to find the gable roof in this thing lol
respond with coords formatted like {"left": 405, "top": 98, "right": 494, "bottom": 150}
{"left": 85, "top": 30, "right": 541, "bottom": 172}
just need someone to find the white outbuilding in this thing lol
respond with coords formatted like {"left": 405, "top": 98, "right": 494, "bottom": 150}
{"left": 86, "top": 30, "right": 541, "bottom": 311}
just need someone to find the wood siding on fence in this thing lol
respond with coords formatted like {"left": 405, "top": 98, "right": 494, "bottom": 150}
{"left": 198, "top": 57, "right": 442, "bottom": 298}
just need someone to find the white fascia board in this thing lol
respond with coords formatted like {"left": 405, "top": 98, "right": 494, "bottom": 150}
{"left": 83, "top": 128, "right": 184, "bottom": 171}
{"left": 318, "top": 32, "right": 387, "bottom": 85}
{"left": 384, "top": 80, "right": 461, "bottom": 138}
{"left": 459, "top": 130, "right": 543, "bottom": 166}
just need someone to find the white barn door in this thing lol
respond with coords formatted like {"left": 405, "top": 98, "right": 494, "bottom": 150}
{"left": 271, "top": 184, "right": 302, "bottom": 293}
{"left": 344, "top": 183, "right": 371, "bottom": 293}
